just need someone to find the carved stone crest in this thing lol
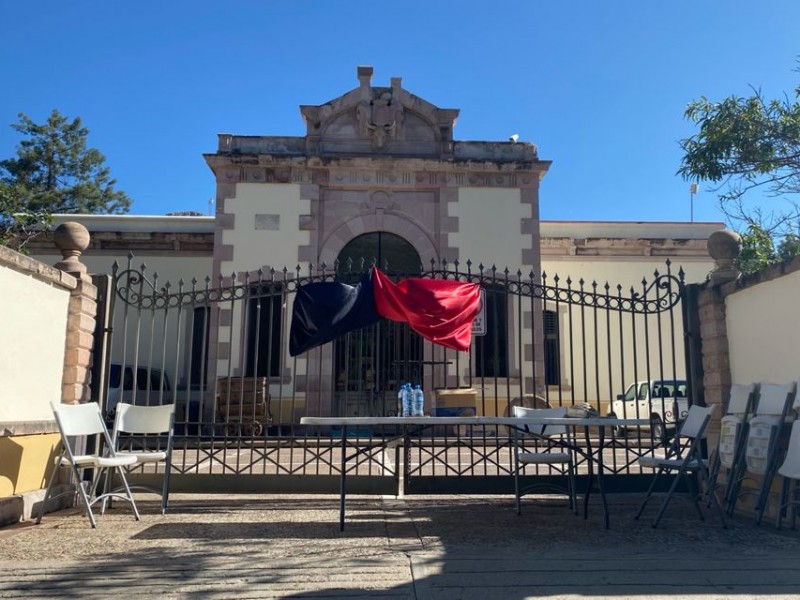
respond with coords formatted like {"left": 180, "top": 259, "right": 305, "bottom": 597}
{"left": 357, "top": 92, "right": 404, "bottom": 149}
{"left": 364, "top": 190, "right": 393, "bottom": 211}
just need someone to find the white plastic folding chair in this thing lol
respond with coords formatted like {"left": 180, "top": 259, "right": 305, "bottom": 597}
{"left": 36, "top": 401, "right": 141, "bottom": 528}
{"left": 635, "top": 404, "right": 726, "bottom": 528}
{"left": 776, "top": 420, "right": 800, "bottom": 530}
{"left": 108, "top": 402, "right": 175, "bottom": 514}
{"left": 512, "top": 405, "right": 577, "bottom": 516}
{"left": 706, "top": 383, "right": 755, "bottom": 507}
{"left": 728, "top": 382, "right": 795, "bottom": 522}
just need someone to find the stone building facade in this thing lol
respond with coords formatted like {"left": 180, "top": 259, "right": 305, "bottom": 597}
{"left": 29, "top": 67, "right": 723, "bottom": 421}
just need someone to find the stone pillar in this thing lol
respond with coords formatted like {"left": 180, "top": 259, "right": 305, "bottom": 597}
{"left": 53, "top": 222, "right": 97, "bottom": 405}
{"left": 698, "top": 229, "right": 742, "bottom": 439}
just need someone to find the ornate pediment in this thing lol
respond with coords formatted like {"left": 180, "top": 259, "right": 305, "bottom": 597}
{"left": 300, "top": 66, "right": 459, "bottom": 158}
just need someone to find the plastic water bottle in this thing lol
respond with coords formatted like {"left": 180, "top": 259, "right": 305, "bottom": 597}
{"left": 397, "top": 384, "right": 406, "bottom": 416}
{"left": 402, "top": 383, "right": 413, "bottom": 417}
{"left": 413, "top": 384, "right": 425, "bottom": 416}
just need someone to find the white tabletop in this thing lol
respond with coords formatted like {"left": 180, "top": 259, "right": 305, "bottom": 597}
{"left": 299, "top": 416, "right": 648, "bottom": 428}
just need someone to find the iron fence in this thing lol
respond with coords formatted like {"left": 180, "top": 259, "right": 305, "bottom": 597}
{"left": 98, "top": 255, "right": 689, "bottom": 494}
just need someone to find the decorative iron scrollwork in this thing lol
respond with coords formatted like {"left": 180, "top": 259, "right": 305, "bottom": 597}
{"left": 113, "top": 256, "right": 684, "bottom": 315}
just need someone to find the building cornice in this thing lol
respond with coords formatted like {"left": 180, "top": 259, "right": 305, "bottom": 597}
{"left": 26, "top": 216, "right": 718, "bottom": 261}
{"left": 204, "top": 154, "right": 551, "bottom": 188}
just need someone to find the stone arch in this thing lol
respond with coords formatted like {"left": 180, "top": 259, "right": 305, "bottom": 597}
{"left": 318, "top": 105, "right": 441, "bottom": 146}
{"left": 319, "top": 213, "right": 437, "bottom": 269}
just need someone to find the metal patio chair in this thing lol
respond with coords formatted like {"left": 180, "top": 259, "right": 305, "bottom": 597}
{"left": 512, "top": 405, "right": 577, "bottom": 516}
{"left": 36, "top": 401, "right": 141, "bottom": 528}
{"left": 107, "top": 402, "right": 175, "bottom": 514}
{"left": 634, "top": 404, "right": 725, "bottom": 528}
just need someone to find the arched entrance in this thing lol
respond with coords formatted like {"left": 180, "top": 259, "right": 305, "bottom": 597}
{"left": 333, "top": 232, "right": 424, "bottom": 417}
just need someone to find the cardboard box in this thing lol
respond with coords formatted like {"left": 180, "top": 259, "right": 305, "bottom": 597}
{"left": 434, "top": 388, "right": 478, "bottom": 409}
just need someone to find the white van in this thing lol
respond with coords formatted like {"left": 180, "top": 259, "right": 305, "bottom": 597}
{"left": 608, "top": 379, "right": 688, "bottom": 442}
{"left": 105, "top": 364, "right": 172, "bottom": 419}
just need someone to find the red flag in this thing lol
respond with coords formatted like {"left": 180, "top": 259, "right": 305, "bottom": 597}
{"left": 372, "top": 267, "right": 481, "bottom": 352}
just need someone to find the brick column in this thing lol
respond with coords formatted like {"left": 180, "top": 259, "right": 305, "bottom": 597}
{"left": 697, "top": 288, "right": 732, "bottom": 417}
{"left": 53, "top": 222, "right": 97, "bottom": 405}
{"left": 697, "top": 229, "right": 742, "bottom": 441}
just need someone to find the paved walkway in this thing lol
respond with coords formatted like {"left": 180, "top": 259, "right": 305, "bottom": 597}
{"left": 1, "top": 493, "right": 800, "bottom": 599}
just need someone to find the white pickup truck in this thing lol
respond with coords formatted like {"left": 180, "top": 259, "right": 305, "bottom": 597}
{"left": 608, "top": 379, "right": 689, "bottom": 442}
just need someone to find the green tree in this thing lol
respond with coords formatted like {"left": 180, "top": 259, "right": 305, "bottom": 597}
{"left": 736, "top": 224, "right": 777, "bottom": 275}
{"left": 678, "top": 69, "right": 800, "bottom": 236}
{"left": 0, "top": 109, "right": 130, "bottom": 250}
{"left": 0, "top": 181, "right": 53, "bottom": 252}
{"left": 778, "top": 231, "right": 800, "bottom": 260}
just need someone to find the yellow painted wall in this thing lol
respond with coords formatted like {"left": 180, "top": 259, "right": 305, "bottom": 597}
{"left": 537, "top": 258, "right": 713, "bottom": 405}
{"left": 0, "top": 434, "right": 60, "bottom": 496}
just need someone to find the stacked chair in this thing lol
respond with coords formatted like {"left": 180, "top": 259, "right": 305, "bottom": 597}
{"left": 706, "top": 383, "right": 756, "bottom": 510}
{"left": 726, "top": 382, "right": 796, "bottom": 523}
{"left": 774, "top": 380, "right": 800, "bottom": 529}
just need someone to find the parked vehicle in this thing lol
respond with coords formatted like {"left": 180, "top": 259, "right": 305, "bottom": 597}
{"left": 608, "top": 379, "right": 688, "bottom": 442}
{"left": 105, "top": 364, "right": 172, "bottom": 420}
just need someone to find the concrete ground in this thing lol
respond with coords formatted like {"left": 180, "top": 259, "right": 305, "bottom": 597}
{"left": 1, "top": 493, "right": 800, "bottom": 599}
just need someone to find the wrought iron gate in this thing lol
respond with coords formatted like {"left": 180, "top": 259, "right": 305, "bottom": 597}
{"left": 96, "top": 255, "right": 691, "bottom": 495}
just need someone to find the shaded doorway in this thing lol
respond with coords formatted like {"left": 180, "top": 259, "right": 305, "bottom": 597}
{"left": 333, "top": 232, "right": 424, "bottom": 416}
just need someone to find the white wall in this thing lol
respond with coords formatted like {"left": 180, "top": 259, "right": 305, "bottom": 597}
{"left": 0, "top": 263, "right": 70, "bottom": 422}
{"left": 221, "top": 183, "right": 310, "bottom": 273}
{"left": 449, "top": 188, "right": 532, "bottom": 269}
{"left": 726, "top": 269, "right": 800, "bottom": 385}
{"left": 217, "top": 183, "right": 310, "bottom": 376}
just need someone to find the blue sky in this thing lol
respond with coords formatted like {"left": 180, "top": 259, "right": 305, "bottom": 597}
{"left": 1, "top": 1, "right": 798, "bottom": 227}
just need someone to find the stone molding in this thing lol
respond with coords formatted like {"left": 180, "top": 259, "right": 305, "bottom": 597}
{"left": 541, "top": 237, "right": 711, "bottom": 258}
{"left": 205, "top": 159, "right": 548, "bottom": 189}
{"left": 27, "top": 230, "right": 718, "bottom": 264}
{"left": 27, "top": 230, "right": 215, "bottom": 255}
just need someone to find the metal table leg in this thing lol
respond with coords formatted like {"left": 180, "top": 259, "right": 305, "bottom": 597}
{"left": 596, "top": 426, "right": 610, "bottom": 529}
{"left": 582, "top": 425, "right": 593, "bottom": 520}
{"left": 339, "top": 425, "right": 347, "bottom": 532}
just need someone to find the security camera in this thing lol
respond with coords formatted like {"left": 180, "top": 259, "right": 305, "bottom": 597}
{"left": 509, "top": 134, "right": 519, "bottom": 143}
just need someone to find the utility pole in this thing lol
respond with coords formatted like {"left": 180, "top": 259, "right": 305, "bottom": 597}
{"left": 689, "top": 183, "right": 698, "bottom": 222}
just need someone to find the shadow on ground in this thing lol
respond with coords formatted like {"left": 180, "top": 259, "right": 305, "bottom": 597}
{"left": 2, "top": 494, "right": 800, "bottom": 599}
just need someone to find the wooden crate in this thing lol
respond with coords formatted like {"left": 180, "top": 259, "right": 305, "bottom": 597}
{"left": 217, "top": 376, "right": 268, "bottom": 396}
{"left": 217, "top": 390, "right": 269, "bottom": 404}
{"left": 217, "top": 401, "right": 269, "bottom": 419}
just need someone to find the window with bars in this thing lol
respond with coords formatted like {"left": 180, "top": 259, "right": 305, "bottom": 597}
{"left": 245, "top": 284, "right": 284, "bottom": 378}
{"left": 544, "top": 309, "right": 561, "bottom": 385}
{"left": 475, "top": 285, "right": 508, "bottom": 377}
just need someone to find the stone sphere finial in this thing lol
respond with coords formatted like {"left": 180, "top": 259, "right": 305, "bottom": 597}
{"left": 53, "top": 222, "right": 91, "bottom": 275}
{"left": 707, "top": 229, "right": 742, "bottom": 285}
